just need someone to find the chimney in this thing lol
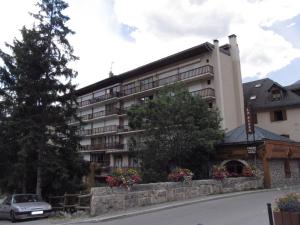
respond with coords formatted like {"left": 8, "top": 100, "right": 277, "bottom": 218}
{"left": 109, "top": 71, "right": 114, "bottom": 78}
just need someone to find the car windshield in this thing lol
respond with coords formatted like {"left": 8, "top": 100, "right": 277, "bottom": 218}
{"left": 13, "top": 194, "right": 42, "bottom": 203}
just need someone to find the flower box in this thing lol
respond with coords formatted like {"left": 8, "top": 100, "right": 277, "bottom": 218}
{"left": 273, "top": 211, "right": 300, "bottom": 225}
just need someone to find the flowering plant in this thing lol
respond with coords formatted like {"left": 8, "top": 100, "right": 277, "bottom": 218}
{"left": 106, "top": 168, "right": 142, "bottom": 190}
{"left": 212, "top": 165, "right": 229, "bottom": 180}
{"left": 168, "top": 168, "right": 193, "bottom": 183}
{"left": 275, "top": 193, "right": 300, "bottom": 212}
{"left": 242, "top": 165, "right": 256, "bottom": 177}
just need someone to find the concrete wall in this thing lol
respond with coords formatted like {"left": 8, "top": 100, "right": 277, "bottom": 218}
{"left": 257, "top": 108, "right": 300, "bottom": 142}
{"left": 90, "top": 177, "right": 263, "bottom": 216}
{"left": 269, "top": 159, "right": 300, "bottom": 188}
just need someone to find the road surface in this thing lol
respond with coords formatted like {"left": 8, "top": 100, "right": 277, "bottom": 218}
{"left": 0, "top": 188, "right": 298, "bottom": 225}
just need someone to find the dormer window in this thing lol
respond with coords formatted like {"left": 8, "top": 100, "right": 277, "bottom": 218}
{"left": 271, "top": 89, "right": 282, "bottom": 101}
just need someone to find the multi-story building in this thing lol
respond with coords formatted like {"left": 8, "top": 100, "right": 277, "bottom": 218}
{"left": 243, "top": 78, "right": 300, "bottom": 142}
{"left": 74, "top": 34, "right": 245, "bottom": 170}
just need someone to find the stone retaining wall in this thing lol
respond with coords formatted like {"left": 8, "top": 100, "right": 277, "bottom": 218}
{"left": 269, "top": 159, "right": 300, "bottom": 188}
{"left": 90, "top": 177, "right": 263, "bottom": 216}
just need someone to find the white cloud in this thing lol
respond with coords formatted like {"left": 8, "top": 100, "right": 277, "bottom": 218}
{"left": 0, "top": 0, "right": 300, "bottom": 87}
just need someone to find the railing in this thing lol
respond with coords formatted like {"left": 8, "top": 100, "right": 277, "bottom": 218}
{"left": 78, "top": 125, "right": 118, "bottom": 136}
{"left": 104, "top": 166, "right": 140, "bottom": 174}
{"left": 79, "top": 143, "right": 124, "bottom": 151}
{"left": 121, "top": 65, "right": 213, "bottom": 96}
{"left": 83, "top": 108, "right": 119, "bottom": 121}
{"left": 70, "top": 108, "right": 119, "bottom": 124}
{"left": 77, "top": 65, "right": 213, "bottom": 108}
{"left": 118, "top": 125, "right": 134, "bottom": 133}
{"left": 79, "top": 92, "right": 120, "bottom": 108}
{"left": 48, "top": 192, "right": 91, "bottom": 212}
{"left": 191, "top": 88, "right": 215, "bottom": 98}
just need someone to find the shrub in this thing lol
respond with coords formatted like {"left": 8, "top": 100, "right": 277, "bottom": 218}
{"left": 212, "top": 165, "right": 228, "bottom": 180}
{"left": 242, "top": 165, "right": 256, "bottom": 177}
{"left": 275, "top": 193, "right": 300, "bottom": 212}
{"left": 168, "top": 168, "right": 193, "bottom": 183}
{"left": 106, "top": 168, "right": 142, "bottom": 189}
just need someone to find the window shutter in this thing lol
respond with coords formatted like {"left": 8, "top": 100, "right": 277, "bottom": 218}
{"left": 282, "top": 110, "right": 287, "bottom": 120}
{"left": 270, "top": 111, "right": 275, "bottom": 122}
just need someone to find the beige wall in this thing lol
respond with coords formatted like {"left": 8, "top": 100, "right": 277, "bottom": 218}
{"left": 257, "top": 107, "right": 300, "bottom": 142}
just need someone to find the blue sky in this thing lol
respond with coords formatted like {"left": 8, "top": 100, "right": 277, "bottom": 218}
{"left": 0, "top": 0, "right": 300, "bottom": 88}
{"left": 243, "top": 14, "right": 300, "bottom": 86}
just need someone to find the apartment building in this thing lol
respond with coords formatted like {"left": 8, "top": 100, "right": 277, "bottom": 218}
{"left": 243, "top": 78, "right": 300, "bottom": 142}
{"left": 74, "top": 34, "right": 245, "bottom": 170}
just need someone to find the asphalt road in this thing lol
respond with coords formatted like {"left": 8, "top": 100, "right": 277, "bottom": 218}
{"left": 0, "top": 188, "right": 298, "bottom": 225}
{"left": 81, "top": 189, "right": 298, "bottom": 225}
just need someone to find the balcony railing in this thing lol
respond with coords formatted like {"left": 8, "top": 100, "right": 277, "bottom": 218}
{"left": 121, "top": 65, "right": 213, "bottom": 96}
{"left": 118, "top": 125, "right": 134, "bottom": 133}
{"left": 83, "top": 108, "right": 119, "bottom": 121}
{"left": 191, "top": 88, "right": 215, "bottom": 99}
{"left": 79, "top": 92, "right": 120, "bottom": 108}
{"left": 79, "top": 143, "right": 124, "bottom": 152}
{"left": 78, "top": 125, "right": 118, "bottom": 136}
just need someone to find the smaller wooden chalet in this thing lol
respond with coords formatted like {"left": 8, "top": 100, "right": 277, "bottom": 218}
{"left": 216, "top": 125, "right": 300, "bottom": 188}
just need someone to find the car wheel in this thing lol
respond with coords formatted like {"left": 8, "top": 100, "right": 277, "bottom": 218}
{"left": 10, "top": 210, "right": 16, "bottom": 223}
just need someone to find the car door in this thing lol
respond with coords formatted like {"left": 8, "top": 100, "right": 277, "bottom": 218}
{"left": 0, "top": 196, "right": 12, "bottom": 219}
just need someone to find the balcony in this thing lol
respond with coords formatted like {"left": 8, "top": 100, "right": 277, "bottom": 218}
{"left": 121, "top": 65, "right": 213, "bottom": 97}
{"left": 79, "top": 143, "right": 124, "bottom": 152}
{"left": 78, "top": 92, "right": 120, "bottom": 109}
{"left": 79, "top": 125, "right": 118, "bottom": 136}
{"left": 83, "top": 108, "right": 120, "bottom": 121}
{"left": 191, "top": 88, "right": 215, "bottom": 100}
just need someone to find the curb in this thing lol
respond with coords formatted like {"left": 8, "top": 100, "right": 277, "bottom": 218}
{"left": 58, "top": 185, "right": 300, "bottom": 225}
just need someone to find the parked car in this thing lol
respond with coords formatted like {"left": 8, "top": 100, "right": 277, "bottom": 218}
{"left": 0, "top": 194, "right": 52, "bottom": 222}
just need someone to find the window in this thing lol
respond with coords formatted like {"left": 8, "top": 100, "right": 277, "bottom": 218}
{"left": 208, "top": 102, "right": 213, "bottom": 109}
{"left": 270, "top": 110, "right": 287, "bottom": 122}
{"left": 284, "top": 160, "right": 291, "bottom": 178}
{"left": 253, "top": 112, "right": 258, "bottom": 124}
{"left": 123, "top": 82, "right": 136, "bottom": 95}
{"left": 207, "top": 79, "right": 211, "bottom": 85}
{"left": 281, "top": 134, "right": 290, "bottom": 138}
{"left": 271, "top": 89, "right": 282, "bottom": 101}
{"left": 140, "top": 77, "right": 153, "bottom": 91}
{"left": 140, "top": 95, "right": 153, "bottom": 104}
{"left": 91, "top": 153, "right": 105, "bottom": 163}
{"left": 114, "top": 155, "right": 123, "bottom": 168}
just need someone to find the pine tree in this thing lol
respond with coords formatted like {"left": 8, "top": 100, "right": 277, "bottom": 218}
{"left": 0, "top": 0, "right": 87, "bottom": 196}
{"left": 127, "top": 84, "right": 224, "bottom": 182}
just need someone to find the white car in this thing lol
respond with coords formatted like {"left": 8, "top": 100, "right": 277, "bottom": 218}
{"left": 0, "top": 194, "right": 52, "bottom": 222}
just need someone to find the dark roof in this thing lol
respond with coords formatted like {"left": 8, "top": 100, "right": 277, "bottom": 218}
{"left": 286, "top": 80, "right": 300, "bottom": 91}
{"left": 76, "top": 42, "right": 215, "bottom": 96}
{"left": 222, "top": 124, "right": 293, "bottom": 145}
{"left": 243, "top": 78, "right": 300, "bottom": 110}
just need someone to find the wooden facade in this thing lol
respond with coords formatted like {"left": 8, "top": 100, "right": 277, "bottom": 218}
{"left": 216, "top": 140, "right": 300, "bottom": 188}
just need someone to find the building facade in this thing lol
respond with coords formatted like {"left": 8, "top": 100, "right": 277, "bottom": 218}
{"left": 243, "top": 78, "right": 300, "bottom": 142}
{"left": 74, "top": 35, "right": 245, "bottom": 171}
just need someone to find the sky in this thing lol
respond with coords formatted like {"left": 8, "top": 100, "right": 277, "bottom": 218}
{"left": 0, "top": 0, "right": 300, "bottom": 88}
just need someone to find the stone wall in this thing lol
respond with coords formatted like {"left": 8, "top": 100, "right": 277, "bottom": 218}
{"left": 269, "top": 159, "right": 300, "bottom": 188}
{"left": 90, "top": 177, "right": 263, "bottom": 216}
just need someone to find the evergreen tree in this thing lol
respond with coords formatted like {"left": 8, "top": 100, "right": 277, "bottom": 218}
{"left": 0, "top": 0, "right": 87, "bottom": 196}
{"left": 127, "top": 84, "right": 224, "bottom": 182}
